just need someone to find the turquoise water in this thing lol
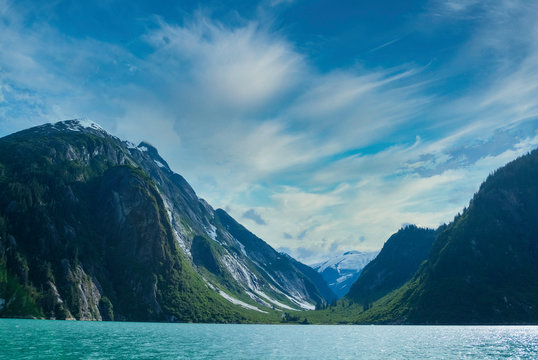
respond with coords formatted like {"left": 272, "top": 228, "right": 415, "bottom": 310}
{"left": 1, "top": 320, "right": 538, "bottom": 359}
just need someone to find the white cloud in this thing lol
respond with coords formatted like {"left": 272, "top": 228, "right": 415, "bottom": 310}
{"left": 117, "top": 16, "right": 433, "bottom": 198}
{"left": 271, "top": 186, "right": 344, "bottom": 214}
{"left": 0, "top": 2, "right": 138, "bottom": 134}
{"left": 232, "top": 133, "right": 538, "bottom": 262}
{"left": 285, "top": 67, "right": 431, "bottom": 152}
{"left": 145, "top": 17, "right": 303, "bottom": 111}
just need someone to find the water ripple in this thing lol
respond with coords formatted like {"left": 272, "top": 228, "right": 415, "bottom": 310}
{"left": 1, "top": 320, "right": 538, "bottom": 359}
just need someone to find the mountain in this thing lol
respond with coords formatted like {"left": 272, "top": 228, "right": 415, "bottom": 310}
{"left": 213, "top": 209, "right": 336, "bottom": 306}
{"left": 358, "top": 149, "right": 538, "bottom": 324}
{"left": 345, "top": 226, "right": 437, "bottom": 306}
{"left": 0, "top": 120, "right": 333, "bottom": 322}
{"left": 311, "top": 250, "right": 379, "bottom": 299}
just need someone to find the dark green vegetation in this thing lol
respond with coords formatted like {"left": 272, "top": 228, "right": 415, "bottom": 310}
{"left": 346, "top": 226, "right": 437, "bottom": 307}
{"left": 338, "top": 148, "right": 538, "bottom": 324}
{"left": 0, "top": 121, "right": 332, "bottom": 322}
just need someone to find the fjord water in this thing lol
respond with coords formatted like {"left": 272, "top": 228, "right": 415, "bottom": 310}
{"left": 2, "top": 320, "right": 538, "bottom": 359}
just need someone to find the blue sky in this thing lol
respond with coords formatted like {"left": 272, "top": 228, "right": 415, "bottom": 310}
{"left": 1, "top": 0, "right": 538, "bottom": 263}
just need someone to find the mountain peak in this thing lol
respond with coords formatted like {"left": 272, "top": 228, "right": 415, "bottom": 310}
{"left": 136, "top": 141, "right": 171, "bottom": 171}
{"left": 53, "top": 119, "right": 106, "bottom": 133}
{"left": 137, "top": 141, "right": 157, "bottom": 153}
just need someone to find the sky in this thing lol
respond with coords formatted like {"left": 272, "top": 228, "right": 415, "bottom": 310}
{"left": 1, "top": 0, "right": 538, "bottom": 264}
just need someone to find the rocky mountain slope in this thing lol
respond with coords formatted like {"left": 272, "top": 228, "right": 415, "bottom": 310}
{"left": 0, "top": 120, "right": 333, "bottom": 322}
{"left": 356, "top": 149, "right": 538, "bottom": 324}
{"left": 311, "top": 250, "right": 379, "bottom": 299}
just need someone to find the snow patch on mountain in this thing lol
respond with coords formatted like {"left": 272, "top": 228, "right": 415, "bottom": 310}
{"left": 158, "top": 190, "right": 190, "bottom": 256}
{"left": 203, "top": 278, "right": 267, "bottom": 313}
{"left": 218, "top": 251, "right": 307, "bottom": 311}
{"left": 313, "top": 250, "right": 378, "bottom": 273}
{"left": 282, "top": 293, "right": 315, "bottom": 310}
{"left": 237, "top": 241, "right": 247, "bottom": 256}
{"left": 77, "top": 119, "right": 105, "bottom": 131}
{"left": 245, "top": 291, "right": 272, "bottom": 308}
{"left": 253, "top": 290, "right": 294, "bottom": 310}
{"left": 124, "top": 141, "right": 137, "bottom": 149}
{"left": 205, "top": 224, "right": 218, "bottom": 241}
{"left": 54, "top": 119, "right": 105, "bottom": 133}
{"left": 221, "top": 253, "right": 259, "bottom": 291}
{"left": 217, "top": 290, "right": 267, "bottom": 313}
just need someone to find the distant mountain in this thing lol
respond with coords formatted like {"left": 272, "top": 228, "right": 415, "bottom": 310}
{"left": 345, "top": 226, "right": 437, "bottom": 306}
{"left": 311, "top": 251, "right": 378, "bottom": 299}
{"left": 358, "top": 148, "right": 538, "bottom": 324}
{"left": 0, "top": 120, "right": 333, "bottom": 322}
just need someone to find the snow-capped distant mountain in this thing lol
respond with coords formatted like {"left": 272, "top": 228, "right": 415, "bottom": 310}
{"left": 311, "top": 250, "right": 379, "bottom": 299}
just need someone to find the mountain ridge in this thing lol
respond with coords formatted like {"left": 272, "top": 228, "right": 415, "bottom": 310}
{"left": 0, "top": 119, "right": 334, "bottom": 322}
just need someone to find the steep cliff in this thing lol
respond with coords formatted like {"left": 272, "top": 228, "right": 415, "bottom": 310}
{"left": 0, "top": 120, "right": 333, "bottom": 321}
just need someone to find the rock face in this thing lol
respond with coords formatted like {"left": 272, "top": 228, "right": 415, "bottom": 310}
{"left": 215, "top": 210, "right": 336, "bottom": 307}
{"left": 356, "top": 149, "right": 538, "bottom": 324}
{"left": 311, "top": 251, "right": 379, "bottom": 299}
{"left": 0, "top": 120, "right": 334, "bottom": 322}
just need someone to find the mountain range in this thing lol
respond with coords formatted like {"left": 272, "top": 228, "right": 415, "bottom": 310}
{"left": 0, "top": 120, "right": 334, "bottom": 322}
{"left": 311, "top": 250, "right": 379, "bottom": 299}
{"left": 2, "top": 119, "right": 537, "bottom": 325}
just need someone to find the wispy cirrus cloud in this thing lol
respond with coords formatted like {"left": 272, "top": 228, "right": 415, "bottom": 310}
{"left": 144, "top": 16, "right": 304, "bottom": 111}
{"left": 242, "top": 133, "right": 538, "bottom": 262}
{"left": 119, "top": 14, "right": 433, "bottom": 196}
